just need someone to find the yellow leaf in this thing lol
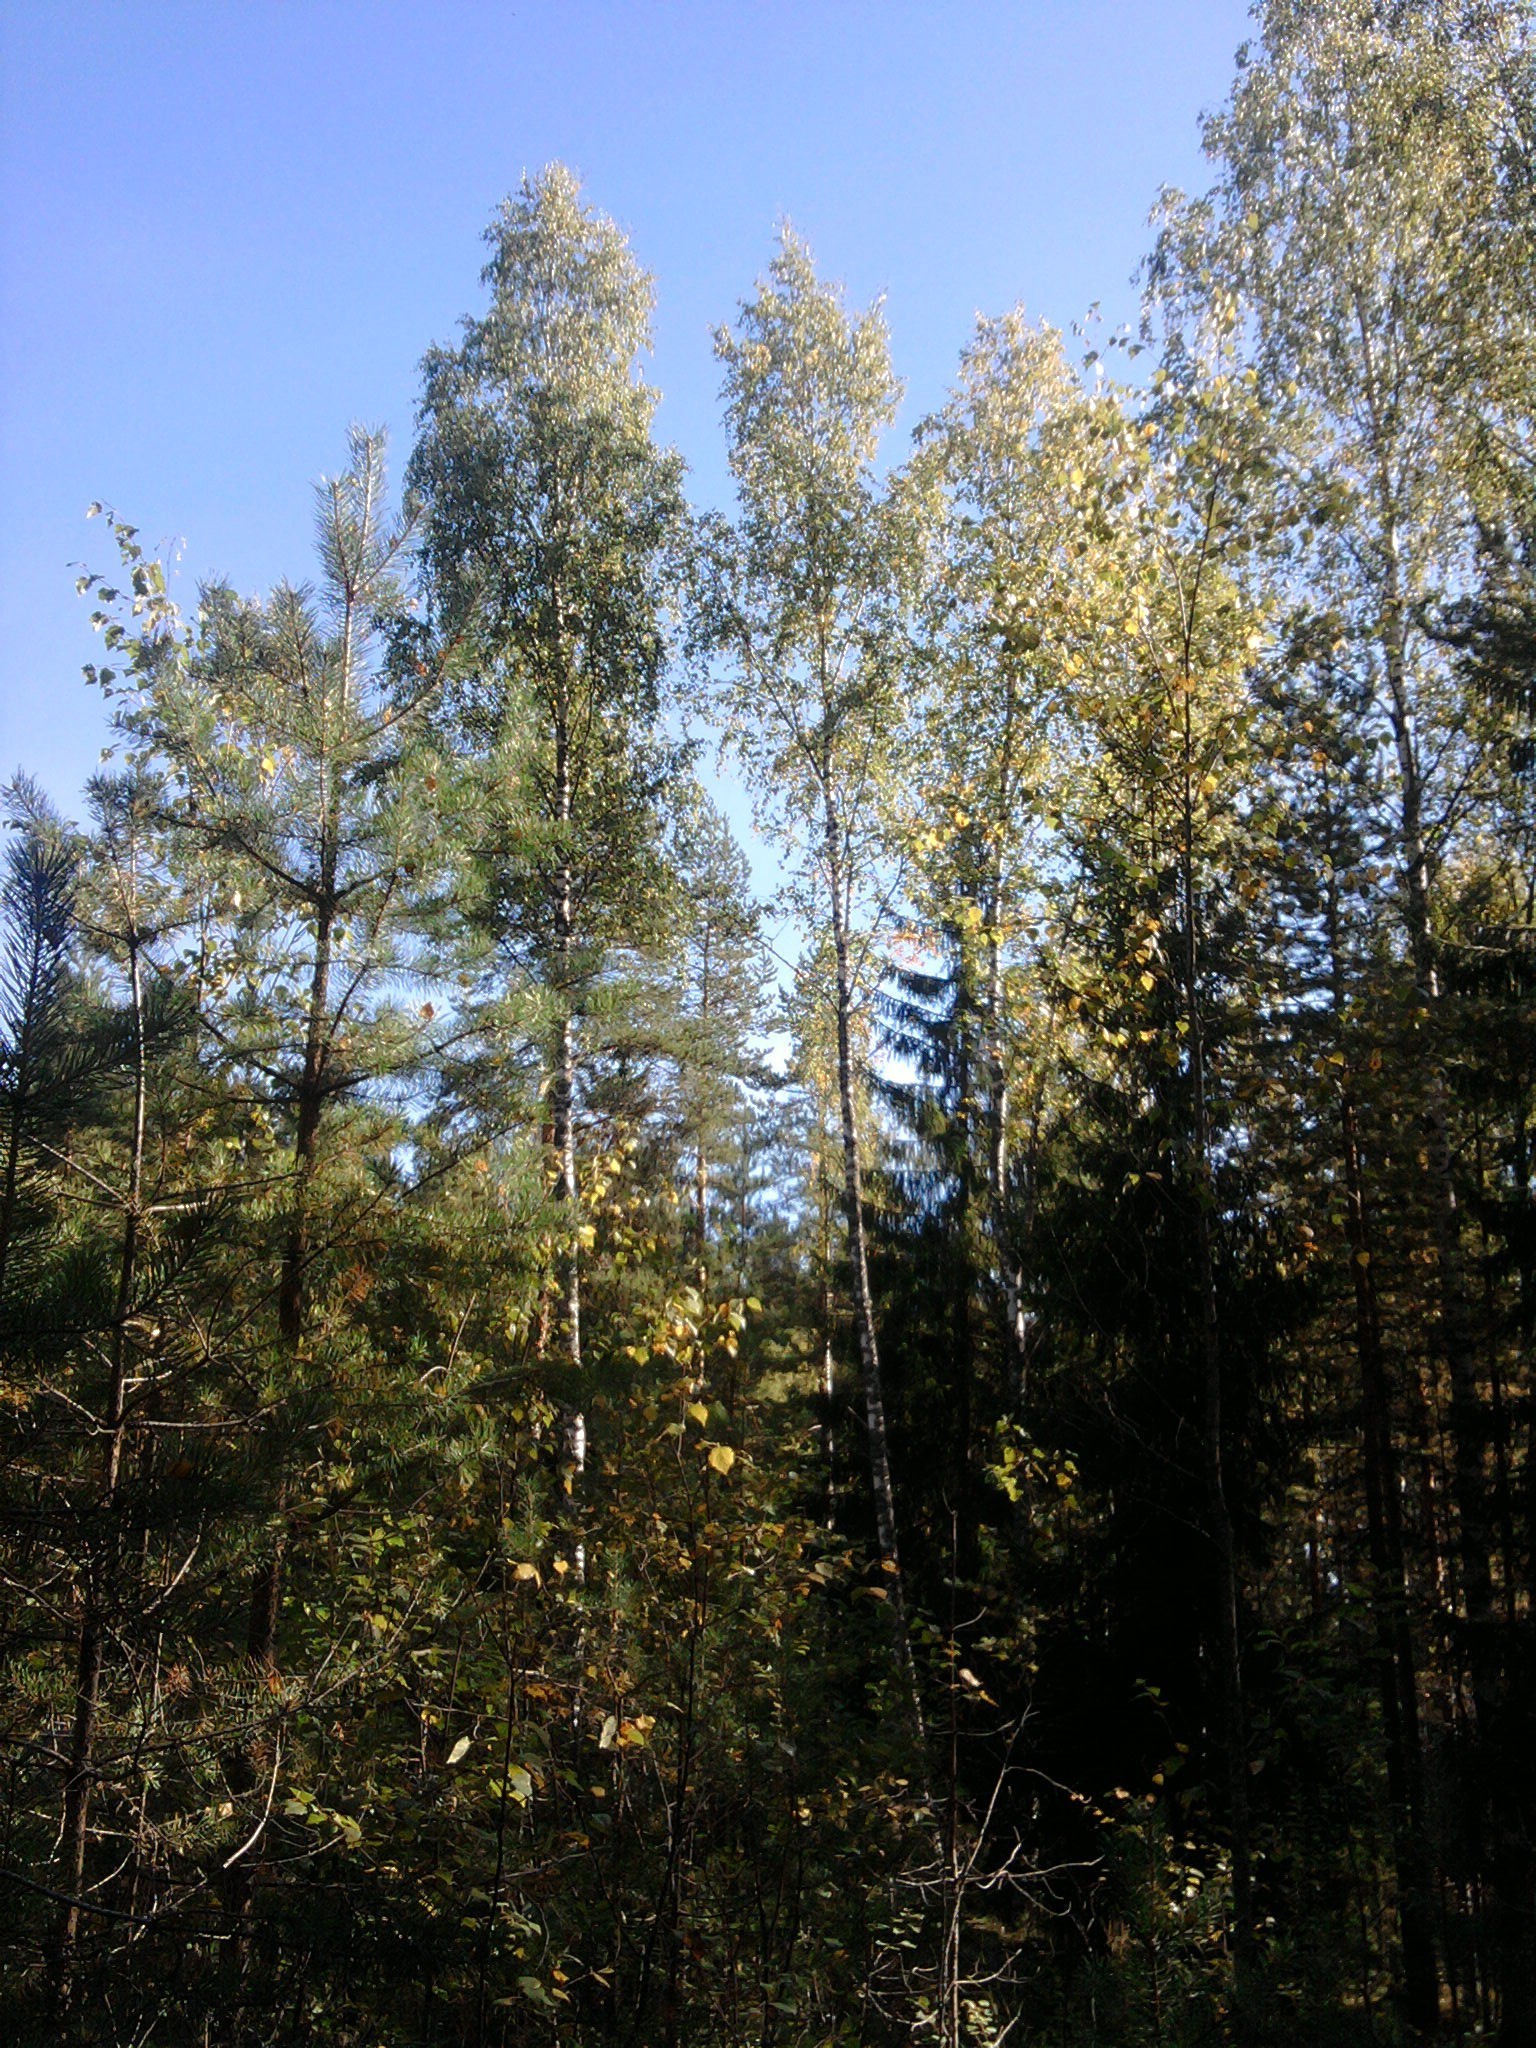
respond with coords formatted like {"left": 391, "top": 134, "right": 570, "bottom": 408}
{"left": 686, "top": 1401, "right": 710, "bottom": 1426}
{"left": 513, "top": 1561, "right": 541, "bottom": 1584}
{"left": 707, "top": 1444, "right": 736, "bottom": 1476}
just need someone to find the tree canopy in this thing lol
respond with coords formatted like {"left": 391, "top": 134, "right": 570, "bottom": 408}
{"left": 6, "top": 13, "right": 1536, "bottom": 2043}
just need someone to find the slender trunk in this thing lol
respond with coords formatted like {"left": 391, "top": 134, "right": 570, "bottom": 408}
{"left": 1372, "top": 513, "right": 1531, "bottom": 2031}
{"left": 695, "top": 921, "right": 711, "bottom": 1287}
{"left": 548, "top": 632, "right": 587, "bottom": 1604}
{"left": 254, "top": 588, "right": 345, "bottom": 1652}
{"left": 53, "top": 1623, "right": 104, "bottom": 1997}
{"left": 554, "top": 1008, "right": 580, "bottom": 1367}
{"left": 1342, "top": 1086, "right": 1443, "bottom": 2033}
{"left": 825, "top": 806, "right": 896, "bottom": 1562}
{"left": 984, "top": 668, "right": 1028, "bottom": 1396}
{"left": 1383, "top": 623, "right": 1493, "bottom": 1622}
{"left": 1323, "top": 843, "right": 1442, "bottom": 2032}
{"left": 276, "top": 900, "right": 335, "bottom": 1347}
{"left": 950, "top": 980, "right": 978, "bottom": 1582}
{"left": 52, "top": 925, "right": 146, "bottom": 2002}
{"left": 819, "top": 1159, "right": 838, "bottom": 1531}
{"left": 249, "top": 901, "right": 333, "bottom": 1674}
{"left": 550, "top": 616, "right": 581, "bottom": 1371}
{"left": 1473, "top": 1118, "right": 1518, "bottom": 1636}
{"left": 277, "top": 564, "right": 349, "bottom": 1344}
{"left": 941, "top": 1536, "right": 963, "bottom": 2048}
{"left": 555, "top": 997, "right": 586, "bottom": 1579}
{"left": 823, "top": 791, "right": 922, "bottom": 1742}
{"left": 1177, "top": 709, "right": 1255, "bottom": 2004}
{"left": 630, "top": 1515, "right": 707, "bottom": 2048}
{"left": 983, "top": 920, "right": 1026, "bottom": 1397}
{"left": 475, "top": 1586, "right": 520, "bottom": 2048}
{"left": 1348, "top": 297, "right": 1529, "bottom": 2012}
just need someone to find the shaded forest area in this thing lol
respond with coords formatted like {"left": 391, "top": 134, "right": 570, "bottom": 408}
{"left": 5, "top": 4, "right": 1536, "bottom": 2041}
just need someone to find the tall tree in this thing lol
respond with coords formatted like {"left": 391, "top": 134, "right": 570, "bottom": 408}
{"left": 1162, "top": 6, "right": 1536, "bottom": 2025}
{"left": 897, "top": 310, "right": 1097, "bottom": 1399}
{"left": 410, "top": 166, "right": 686, "bottom": 1396}
{"left": 708, "top": 230, "right": 921, "bottom": 1723}
{"left": 105, "top": 431, "right": 447, "bottom": 1669}
{"left": 1063, "top": 338, "right": 1282, "bottom": 2009}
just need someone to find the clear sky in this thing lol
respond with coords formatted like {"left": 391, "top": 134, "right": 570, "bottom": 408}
{"left": 1, "top": 0, "right": 1254, "bottom": 818}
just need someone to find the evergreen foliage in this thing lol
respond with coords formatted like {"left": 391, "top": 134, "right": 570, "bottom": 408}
{"left": 5, "top": 16, "right": 1536, "bottom": 2039}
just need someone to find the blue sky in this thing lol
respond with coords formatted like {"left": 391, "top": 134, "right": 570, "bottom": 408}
{"left": 1, "top": 0, "right": 1252, "bottom": 817}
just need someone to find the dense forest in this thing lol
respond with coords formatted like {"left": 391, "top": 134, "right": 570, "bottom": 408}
{"left": 4, "top": 3, "right": 1536, "bottom": 2042}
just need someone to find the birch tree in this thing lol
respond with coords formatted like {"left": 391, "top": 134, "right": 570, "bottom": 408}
{"left": 709, "top": 231, "right": 920, "bottom": 1719}
{"left": 898, "top": 312, "right": 1101, "bottom": 1397}
{"left": 410, "top": 167, "right": 685, "bottom": 1393}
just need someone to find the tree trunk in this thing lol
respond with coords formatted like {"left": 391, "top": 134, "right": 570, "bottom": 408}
{"left": 550, "top": 649, "right": 587, "bottom": 1597}
{"left": 819, "top": 1156, "right": 838, "bottom": 1532}
{"left": 1177, "top": 719, "right": 1255, "bottom": 2007}
{"left": 51, "top": 928, "right": 145, "bottom": 2004}
{"left": 252, "top": 899, "right": 334, "bottom": 1672}
{"left": 276, "top": 902, "right": 334, "bottom": 1348}
{"left": 1341, "top": 1086, "right": 1443, "bottom": 2034}
{"left": 823, "top": 793, "right": 922, "bottom": 1742}
{"left": 950, "top": 972, "right": 979, "bottom": 1583}
{"left": 1372, "top": 525, "right": 1531, "bottom": 2029}
{"left": 1322, "top": 842, "right": 1442, "bottom": 2033}
{"left": 694, "top": 916, "right": 712, "bottom": 1284}
{"left": 983, "top": 922, "right": 1027, "bottom": 1399}
{"left": 983, "top": 666, "right": 1029, "bottom": 1398}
